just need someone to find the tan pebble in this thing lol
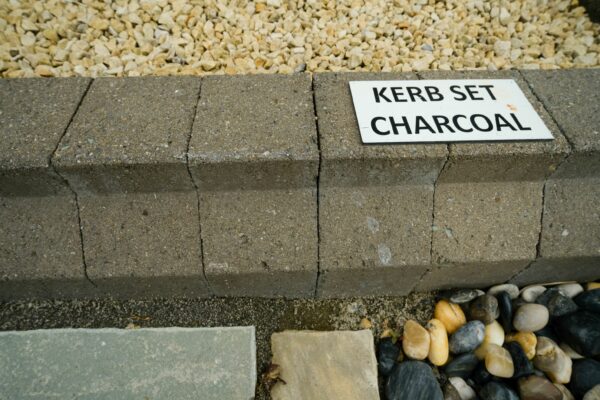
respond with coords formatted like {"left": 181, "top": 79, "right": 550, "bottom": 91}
{"left": 426, "top": 319, "right": 449, "bottom": 366}
{"left": 475, "top": 320, "right": 505, "bottom": 360}
{"left": 505, "top": 332, "right": 537, "bottom": 360}
{"left": 359, "top": 318, "right": 372, "bottom": 330}
{"left": 434, "top": 300, "right": 466, "bottom": 334}
{"left": 534, "top": 336, "right": 572, "bottom": 384}
{"left": 402, "top": 320, "right": 430, "bottom": 361}
{"left": 21, "top": 19, "right": 38, "bottom": 32}
{"left": 34, "top": 64, "right": 54, "bottom": 77}
{"left": 554, "top": 383, "right": 575, "bottom": 400}
{"left": 583, "top": 385, "right": 600, "bottom": 400}
{"left": 90, "top": 18, "right": 109, "bottom": 31}
{"left": 485, "top": 344, "right": 514, "bottom": 378}
{"left": 587, "top": 282, "right": 600, "bottom": 290}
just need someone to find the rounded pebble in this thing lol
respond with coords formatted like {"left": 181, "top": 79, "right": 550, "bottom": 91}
{"left": 377, "top": 337, "right": 400, "bottom": 377}
{"left": 485, "top": 344, "right": 514, "bottom": 378}
{"left": 444, "top": 352, "right": 479, "bottom": 379}
{"left": 470, "top": 295, "right": 500, "bottom": 325}
{"left": 505, "top": 341, "right": 534, "bottom": 379}
{"left": 434, "top": 300, "right": 467, "bottom": 334}
{"left": 513, "top": 304, "right": 549, "bottom": 332}
{"left": 570, "top": 359, "right": 600, "bottom": 397}
{"left": 521, "top": 285, "right": 547, "bottom": 303}
{"left": 475, "top": 320, "right": 505, "bottom": 360}
{"left": 402, "top": 320, "right": 430, "bottom": 360}
{"left": 496, "top": 291, "right": 513, "bottom": 332}
{"left": 426, "top": 318, "right": 449, "bottom": 366}
{"left": 505, "top": 332, "right": 537, "bottom": 360}
{"left": 533, "top": 337, "right": 572, "bottom": 384}
{"left": 449, "top": 377, "right": 476, "bottom": 400}
{"left": 385, "top": 361, "right": 443, "bottom": 400}
{"left": 480, "top": 381, "right": 520, "bottom": 400}
{"left": 557, "top": 283, "right": 584, "bottom": 298}
{"left": 449, "top": 289, "right": 484, "bottom": 304}
{"left": 488, "top": 284, "right": 519, "bottom": 299}
{"left": 450, "top": 321, "right": 486, "bottom": 354}
{"left": 583, "top": 385, "right": 600, "bottom": 400}
{"left": 574, "top": 289, "right": 600, "bottom": 313}
{"left": 553, "top": 383, "right": 575, "bottom": 400}
{"left": 518, "top": 375, "right": 562, "bottom": 400}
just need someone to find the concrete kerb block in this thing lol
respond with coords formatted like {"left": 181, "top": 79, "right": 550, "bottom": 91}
{"left": 314, "top": 72, "right": 448, "bottom": 298}
{"left": 0, "top": 78, "right": 92, "bottom": 299}
{"left": 52, "top": 76, "right": 211, "bottom": 298}
{"left": 188, "top": 74, "right": 319, "bottom": 297}
{"left": 416, "top": 70, "right": 571, "bottom": 291}
{"left": 510, "top": 69, "right": 600, "bottom": 285}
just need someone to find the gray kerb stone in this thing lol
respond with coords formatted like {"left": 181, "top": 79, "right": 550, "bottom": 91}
{"left": 511, "top": 69, "right": 600, "bottom": 285}
{"left": 0, "top": 77, "right": 91, "bottom": 299}
{"left": 0, "top": 327, "right": 256, "bottom": 399}
{"left": 416, "top": 70, "right": 571, "bottom": 291}
{"left": 189, "top": 74, "right": 319, "bottom": 297}
{"left": 52, "top": 76, "right": 210, "bottom": 298}
{"left": 314, "top": 72, "right": 447, "bottom": 298}
{"left": 270, "top": 330, "right": 379, "bottom": 400}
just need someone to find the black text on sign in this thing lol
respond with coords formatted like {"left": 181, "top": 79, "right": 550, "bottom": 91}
{"left": 349, "top": 79, "right": 553, "bottom": 144}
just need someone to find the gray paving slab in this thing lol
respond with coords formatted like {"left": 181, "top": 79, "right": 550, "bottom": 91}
{"left": 53, "top": 76, "right": 199, "bottom": 194}
{"left": 78, "top": 191, "right": 210, "bottom": 298}
{"left": 0, "top": 327, "right": 256, "bottom": 400}
{"left": 0, "top": 195, "right": 89, "bottom": 299}
{"left": 314, "top": 72, "right": 447, "bottom": 297}
{"left": 189, "top": 74, "right": 318, "bottom": 297}
{"left": 270, "top": 330, "right": 379, "bottom": 400}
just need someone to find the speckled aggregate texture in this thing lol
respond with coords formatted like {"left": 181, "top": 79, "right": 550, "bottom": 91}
{"left": 314, "top": 72, "right": 447, "bottom": 297}
{"left": 190, "top": 73, "right": 318, "bottom": 297}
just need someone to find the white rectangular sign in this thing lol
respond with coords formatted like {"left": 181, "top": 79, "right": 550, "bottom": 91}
{"left": 349, "top": 79, "right": 553, "bottom": 144}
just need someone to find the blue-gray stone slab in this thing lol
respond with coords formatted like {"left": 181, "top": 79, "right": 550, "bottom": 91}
{"left": 0, "top": 327, "right": 256, "bottom": 399}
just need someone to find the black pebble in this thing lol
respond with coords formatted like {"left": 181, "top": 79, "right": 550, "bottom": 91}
{"left": 535, "top": 324, "right": 561, "bottom": 344}
{"left": 546, "top": 291, "right": 578, "bottom": 318}
{"left": 444, "top": 353, "right": 480, "bottom": 379}
{"left": 574, "top": 289, "right": 600, "bottom": 313}
{"left": 386, "top": 361, "right": 443, "bottom": 400}
{"left": 504, "top": 341, "right": 534, "bottom": 379}
{"left": 569, "top": 358, "right": 600, "bottom": 398}
{"left": 479, "top": 381, "right": 520, "bottom": 400}
{"left": 496, "top": 291, "right": 513, "bottom": 332}
{"left": 554, "top": 310, "right": 600, "bottom": 357}
{"left": 471, "top": 362, "right": 494, "bottom": 387}
{"left": 377, "top": 337, "right": 400, "bottom": 377}
{"left": 535, "top": 287, "right": 560, "bottom": 307}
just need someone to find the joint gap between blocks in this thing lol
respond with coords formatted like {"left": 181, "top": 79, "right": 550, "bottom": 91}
{"left": 185, "top": 79, "right": 214, "bottom": 297}
{"left": 311, "top": 73, "right": 322, "bottom": 299}
{"left": 49, "top": 79, "right": 96, "bottom": 288}
{"left": 516, "top": 69, "right": 574, "bottom": 282}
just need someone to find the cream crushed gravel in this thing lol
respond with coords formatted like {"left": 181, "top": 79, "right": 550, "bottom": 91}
{"left": 0, "top": 0, "right": 599, "bottom": 78}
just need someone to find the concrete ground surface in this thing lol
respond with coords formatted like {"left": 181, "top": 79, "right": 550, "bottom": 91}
{"left": 0, "top": 292, "right": 436, "bottom": 399}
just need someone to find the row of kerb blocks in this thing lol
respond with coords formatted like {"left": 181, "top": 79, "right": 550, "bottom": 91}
{"left": 1, "top": 69, "right": 598, "bottom": 299}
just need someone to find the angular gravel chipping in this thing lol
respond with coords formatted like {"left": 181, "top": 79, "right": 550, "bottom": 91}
{"left": 0, "top": 0, "right": 598, "bottom": 78}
